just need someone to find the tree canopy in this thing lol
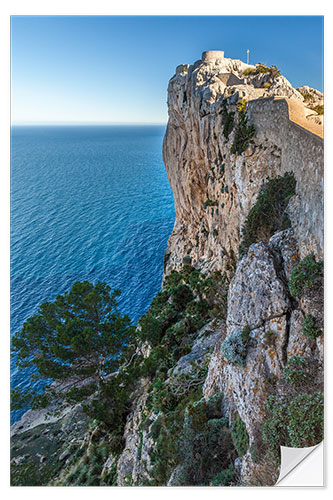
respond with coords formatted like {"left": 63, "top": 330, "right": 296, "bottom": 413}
{"left": 11, "top": 281, "right": 134, "bottom": 417}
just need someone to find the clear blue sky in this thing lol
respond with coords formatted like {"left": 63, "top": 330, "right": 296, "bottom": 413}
{"left": 11, "top": 16, "right": 323, "bottom": 124}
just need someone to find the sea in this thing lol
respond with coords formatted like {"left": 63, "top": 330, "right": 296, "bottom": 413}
{"left": 10, "top": 125, "right": 175, "bottom": 424}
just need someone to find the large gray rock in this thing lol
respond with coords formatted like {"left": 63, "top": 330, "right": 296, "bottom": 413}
{"left": 171, "top": 321, "right": 221, "bottom": 377}
{"left": 269, "top": 228, "right": 299, "bottom": 281}
{"left": 227, "top": 242, "right": 289, "bottom": 332}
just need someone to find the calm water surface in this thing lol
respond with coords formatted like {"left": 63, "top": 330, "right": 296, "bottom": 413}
{"left": 11, "top": 125, "right": 175, "bottom": 423}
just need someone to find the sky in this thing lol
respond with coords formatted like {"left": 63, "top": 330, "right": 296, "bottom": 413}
{"left": 11, "top": 16, "right": 324, "bottom": 125}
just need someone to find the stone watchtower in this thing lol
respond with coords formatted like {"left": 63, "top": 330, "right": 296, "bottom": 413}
{"left": 201, "top": 50, "right": 225, "bottom": 62}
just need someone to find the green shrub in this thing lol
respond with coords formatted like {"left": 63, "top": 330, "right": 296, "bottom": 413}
{"left": 239, "top": 173, "right": 296, "bottom": 257}
{"left": 150, "top": 417, "right": 163, "bottom": 441}
{"left": 244, "top": 63, "right": 281, "bottom": 78}
{"left": 262, "top": 396, "right": 289, "bottom": 454}
{"left": 221, "top": 100, "right": 235, "bottom": 138}
{"left": 176, "top": 402, "right": 234, "bottom": 486}
{"left": 283, "top": 356, "right": 308, "bottom": 387}
{"left": 241, "top": 323, "right": 251, "bottom": 343}
{"left": 287, "top": 392, "right": 324, "bottom": 447}
{"left": 263, "top": 392, "right": 324, "bottom": 453}
{"left": 288, "top": 254, "right": 323, "bottom": 298}
{"left": 257, "top": 63, "right": 281, "bottom": 77}
{"left": 54, "top": 441, "right": 116, "bottom": 486}
{"left": 256, "top": 63, "right": 271, "bottom": 74}
{"left": 149, "top": 290, "right": 169, "bottom": 314}
{"left": 11, "top": 458, "right": 59, "bottom": 486}
{"left": 231, "top": 109, "right": 255, "bottom": 155}
{"left": 237, "top": 99, "right": 247, "bottom": 112}
{"left": 138, "top": 265, "right": 226, "bottom": 382}
{"left": 171, "top": 284, "right": 194, "bottom": 311}
{"left": 203, "top": 198, "right": 218, "bottom": 209}
{"left": 205, "top": 392, "right": 224, "bottom": 420}
{"left": 185, "top": 299, "right": 210, "bottom": 332}
{"left": 244, "top": 68, "right": 256, "bottom": 76}
{"left": 211, "top": 465, "right": 235, "bottom": 486}
{"left": 148, "top": 389, "right": 235, "bottom": 486}
{"left": 231, "top": 414, "right": 249, "bottom": 457}
{"left": 266, "top": 374, "right": 278, "bottom": 386}
{"left": 249, "top": 442, "right": 260, "bottom": 464}
{"left": 138, "top": 314, "right": 164, "bottom": 345}
{"left": 302, "top": 314, "right": 322, "bottom": 339}
{"left": 221, "top": 329, "right": 248, "bottom": 367}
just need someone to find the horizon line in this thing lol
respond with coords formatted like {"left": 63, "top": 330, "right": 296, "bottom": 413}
{"left": 11, "top": 121, "right": 167, "bottom": 127}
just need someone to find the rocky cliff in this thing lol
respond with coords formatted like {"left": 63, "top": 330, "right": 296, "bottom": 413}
{"left": 163, "top": 51, "right": 323, "bottom": 276}
{"left": 11, "top": 51, "right": 324, "bottom": 487}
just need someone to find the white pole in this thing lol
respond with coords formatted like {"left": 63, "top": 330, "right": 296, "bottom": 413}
{"left": 247, "top": 49, "right": 250, "bottom": 65}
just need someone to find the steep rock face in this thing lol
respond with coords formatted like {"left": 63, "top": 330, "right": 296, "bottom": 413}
{"left": 117, "top": 382, "right": 154, "bottom": 485}
{"left": 204, "top": 236, "right": 293, "bottom": 430}
{"left": 163, "top": 52, "right": 323, "bottom": 275}
{"left": 163, "top": 57, "right": 281, "bottom": 274}
{"left": 116, "top": 321, "right": 222, "bottom": 485}
{"left": 203, "top": 231, "right": 323, "bottom": 483}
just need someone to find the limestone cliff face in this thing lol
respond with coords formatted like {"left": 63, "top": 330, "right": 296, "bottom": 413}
{"left": 163, "top": 52, "right": 323, "bottom": 276}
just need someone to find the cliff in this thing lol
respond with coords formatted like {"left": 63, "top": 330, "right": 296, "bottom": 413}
{"left": 11, "top": 51, "right": 324, "bottom": 487}
{"left": 163, "top": 52, "right": 323, "bottom": 276}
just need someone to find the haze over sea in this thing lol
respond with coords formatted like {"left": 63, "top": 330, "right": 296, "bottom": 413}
{"left": 10, "top": 125, "right": 175, "bottom": 423}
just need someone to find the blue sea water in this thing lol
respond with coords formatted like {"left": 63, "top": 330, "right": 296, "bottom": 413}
{"left": 10, "top": 125, "right": 175, "bottom": 423}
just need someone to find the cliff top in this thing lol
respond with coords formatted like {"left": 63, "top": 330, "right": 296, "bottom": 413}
{"left": 172, "top": 51, "right": 323, "bottom": 135}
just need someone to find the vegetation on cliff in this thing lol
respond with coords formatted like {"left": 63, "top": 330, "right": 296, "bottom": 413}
{"left": 239, "top": 172, "right": 296, "bottom": 258}
{"left": 243, "top": 63, "right": 281, "bottom": 78}
{"left": 230, "top": 107, "right": 255, "bottom": 155}
{"left": 11, "top": 266, "right": 235, "bottom": 486}
{"left": 288, "top": 254, "right": 323, "bottom": 298}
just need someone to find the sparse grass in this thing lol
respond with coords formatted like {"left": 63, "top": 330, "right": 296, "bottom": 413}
{"left": 299, "top": 91, "right": 313, "bottom": 102}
